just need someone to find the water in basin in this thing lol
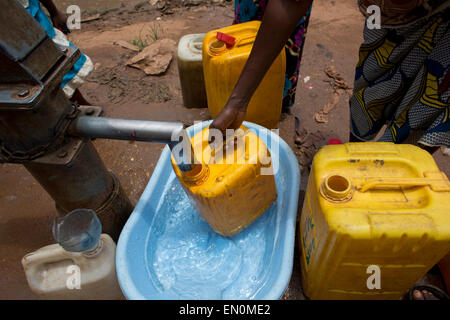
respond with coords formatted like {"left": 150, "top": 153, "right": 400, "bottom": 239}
{"left": 145, "top": 176, "right": 279, "bottom": 300}
{"left": 116, "top": 121, "right": 299, "bottom": 300}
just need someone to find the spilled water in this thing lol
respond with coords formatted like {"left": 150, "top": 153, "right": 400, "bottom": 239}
{"left": 145, "top": 177, "right": 279, "bottom": 300}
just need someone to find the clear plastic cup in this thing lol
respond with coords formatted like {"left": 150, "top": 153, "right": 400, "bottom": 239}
{"left": 53, "top": 209, "right": 102, "bottom": 252}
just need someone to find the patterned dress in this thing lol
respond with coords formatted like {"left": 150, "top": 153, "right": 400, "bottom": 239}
{"left": 234, "top": 0, "right": 313, "bottom": 108}
{"left": 351, "top": 7, "right": 449, "bottom": 147}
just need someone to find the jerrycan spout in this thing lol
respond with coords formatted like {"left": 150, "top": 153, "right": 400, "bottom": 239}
{"left": 169, "top": 127, "right": 210, "bottom": 187}
{"left": 168, "top": 127, "right": 198, "bottom": 173}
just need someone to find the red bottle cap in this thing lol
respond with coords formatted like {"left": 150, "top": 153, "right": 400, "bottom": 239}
{"left": 327, "top": 138, "right": 343, "bottom": 145}
{"left": 216, "top": 32, "right": 236, "bottom": 49}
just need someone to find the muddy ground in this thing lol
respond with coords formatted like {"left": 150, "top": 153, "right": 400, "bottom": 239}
{"left": 0, "top": 0, "right": 448, "bottom": 299}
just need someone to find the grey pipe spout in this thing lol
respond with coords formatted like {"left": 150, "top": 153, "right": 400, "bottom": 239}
{"left": 69, "top": 116, "right": 196, "bottom": 171}
{"left": 69, "top": 116, "right": 185, "bottom": 144}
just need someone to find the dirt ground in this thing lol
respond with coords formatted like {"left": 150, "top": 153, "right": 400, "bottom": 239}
{"left": 0, "top": 0, "right": 448, "bottom": 300}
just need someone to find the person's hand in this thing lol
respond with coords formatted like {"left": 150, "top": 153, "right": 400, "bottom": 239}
{"left": 51, "top": 10, "right": 70, "bottom": 34}
{"left": 209, "top": 97, "right": 248, "bottom": 134}
{"left": 208, "top": 0, "right": 313, "bottom": 136}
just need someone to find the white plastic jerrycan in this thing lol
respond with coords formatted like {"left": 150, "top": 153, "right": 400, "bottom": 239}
{"left": 22, "top": 209, "right": 124, "bottom": 300}
{"left": 177, "top": 33, "right": 207, "bottom": 108}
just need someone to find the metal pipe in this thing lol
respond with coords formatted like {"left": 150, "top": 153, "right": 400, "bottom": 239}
{"left": 69, "top": 116, "right": 185, "bottom": 144}
{"left": 69, "top": 116, "right": 196, "bottom": 171}
{"left": 24, "top": 140, "right": 133, "bottom": 241}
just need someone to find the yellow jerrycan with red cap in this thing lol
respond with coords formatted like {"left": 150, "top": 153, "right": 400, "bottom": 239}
{"left": 300, "top": 142, "right": 450, "bottom": 300}
{"left": 202, "top": 21, "right": 286, "bottom": 129}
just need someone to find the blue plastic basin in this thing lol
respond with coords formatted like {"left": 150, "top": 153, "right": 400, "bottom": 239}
{"left": 116, "top": 121, "right": 300, "bottom": 300}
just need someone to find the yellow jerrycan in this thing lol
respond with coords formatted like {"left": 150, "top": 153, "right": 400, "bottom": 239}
{"left": 300, "top": 143, "right": 450, "bottom": 300}
{"left": 171, "top": 125, "right": 277, "bottom": 236}
{"left": 202, "top": 21, "right": 286, "bottom": 129}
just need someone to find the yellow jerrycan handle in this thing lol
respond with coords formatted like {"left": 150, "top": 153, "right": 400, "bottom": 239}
{"left": 236, "top": 35, "right": 255, "bottom": 47}
{"left": 358, "top": 171, "right": 450, "bottom": 193}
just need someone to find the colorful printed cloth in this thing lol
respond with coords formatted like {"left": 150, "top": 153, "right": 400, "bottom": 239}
{"left": 234, "top": 0, "right": 313, "bottom": 107}
{"left": 23, "top": 0, "right": 93, "bottom": 98}
{"left": 350, "top": 8, "right": 450, "bottom": 147}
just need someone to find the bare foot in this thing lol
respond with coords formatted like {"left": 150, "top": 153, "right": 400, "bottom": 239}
{"left": 413, "top": 289, "right": 440, "bottom": 300}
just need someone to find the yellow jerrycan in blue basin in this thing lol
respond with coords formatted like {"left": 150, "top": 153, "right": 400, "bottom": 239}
{"left": 171, "top": 125, "right": 277, "bottom": 237}
{"left": 116, "top": 121, "right": 301, "bottom": 300}
{"left": 300, "top": 142, "right": 450, "bottom": 300}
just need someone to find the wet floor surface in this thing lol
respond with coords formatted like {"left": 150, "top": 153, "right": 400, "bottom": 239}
{"left": 1, "top": 0, "right": 448, "bottom": 299}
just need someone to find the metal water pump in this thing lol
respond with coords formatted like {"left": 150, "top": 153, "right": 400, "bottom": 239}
{"left": 0, "top": 0, "right": 194, "bottom": 240}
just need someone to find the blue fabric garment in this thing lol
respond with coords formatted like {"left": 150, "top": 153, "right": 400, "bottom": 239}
{"left": 27, "top": 0, "right": 55, "bottom": 38}
{"left": 25, "top": 0, "right": 89, "bottom": 94}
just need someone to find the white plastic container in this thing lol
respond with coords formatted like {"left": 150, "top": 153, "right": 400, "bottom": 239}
{"left": 177, "top": 33, "right": 207, "bottom": 108}
{"left": 22, "top": 234, "right": 124, "bottom": 300}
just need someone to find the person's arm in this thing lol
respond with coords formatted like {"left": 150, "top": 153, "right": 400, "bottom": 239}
{"left": 210, "top": 0, "right": 313, "bottom": 132}
{"left": 39, "top": 0, "right": 70, "bottom": 33}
